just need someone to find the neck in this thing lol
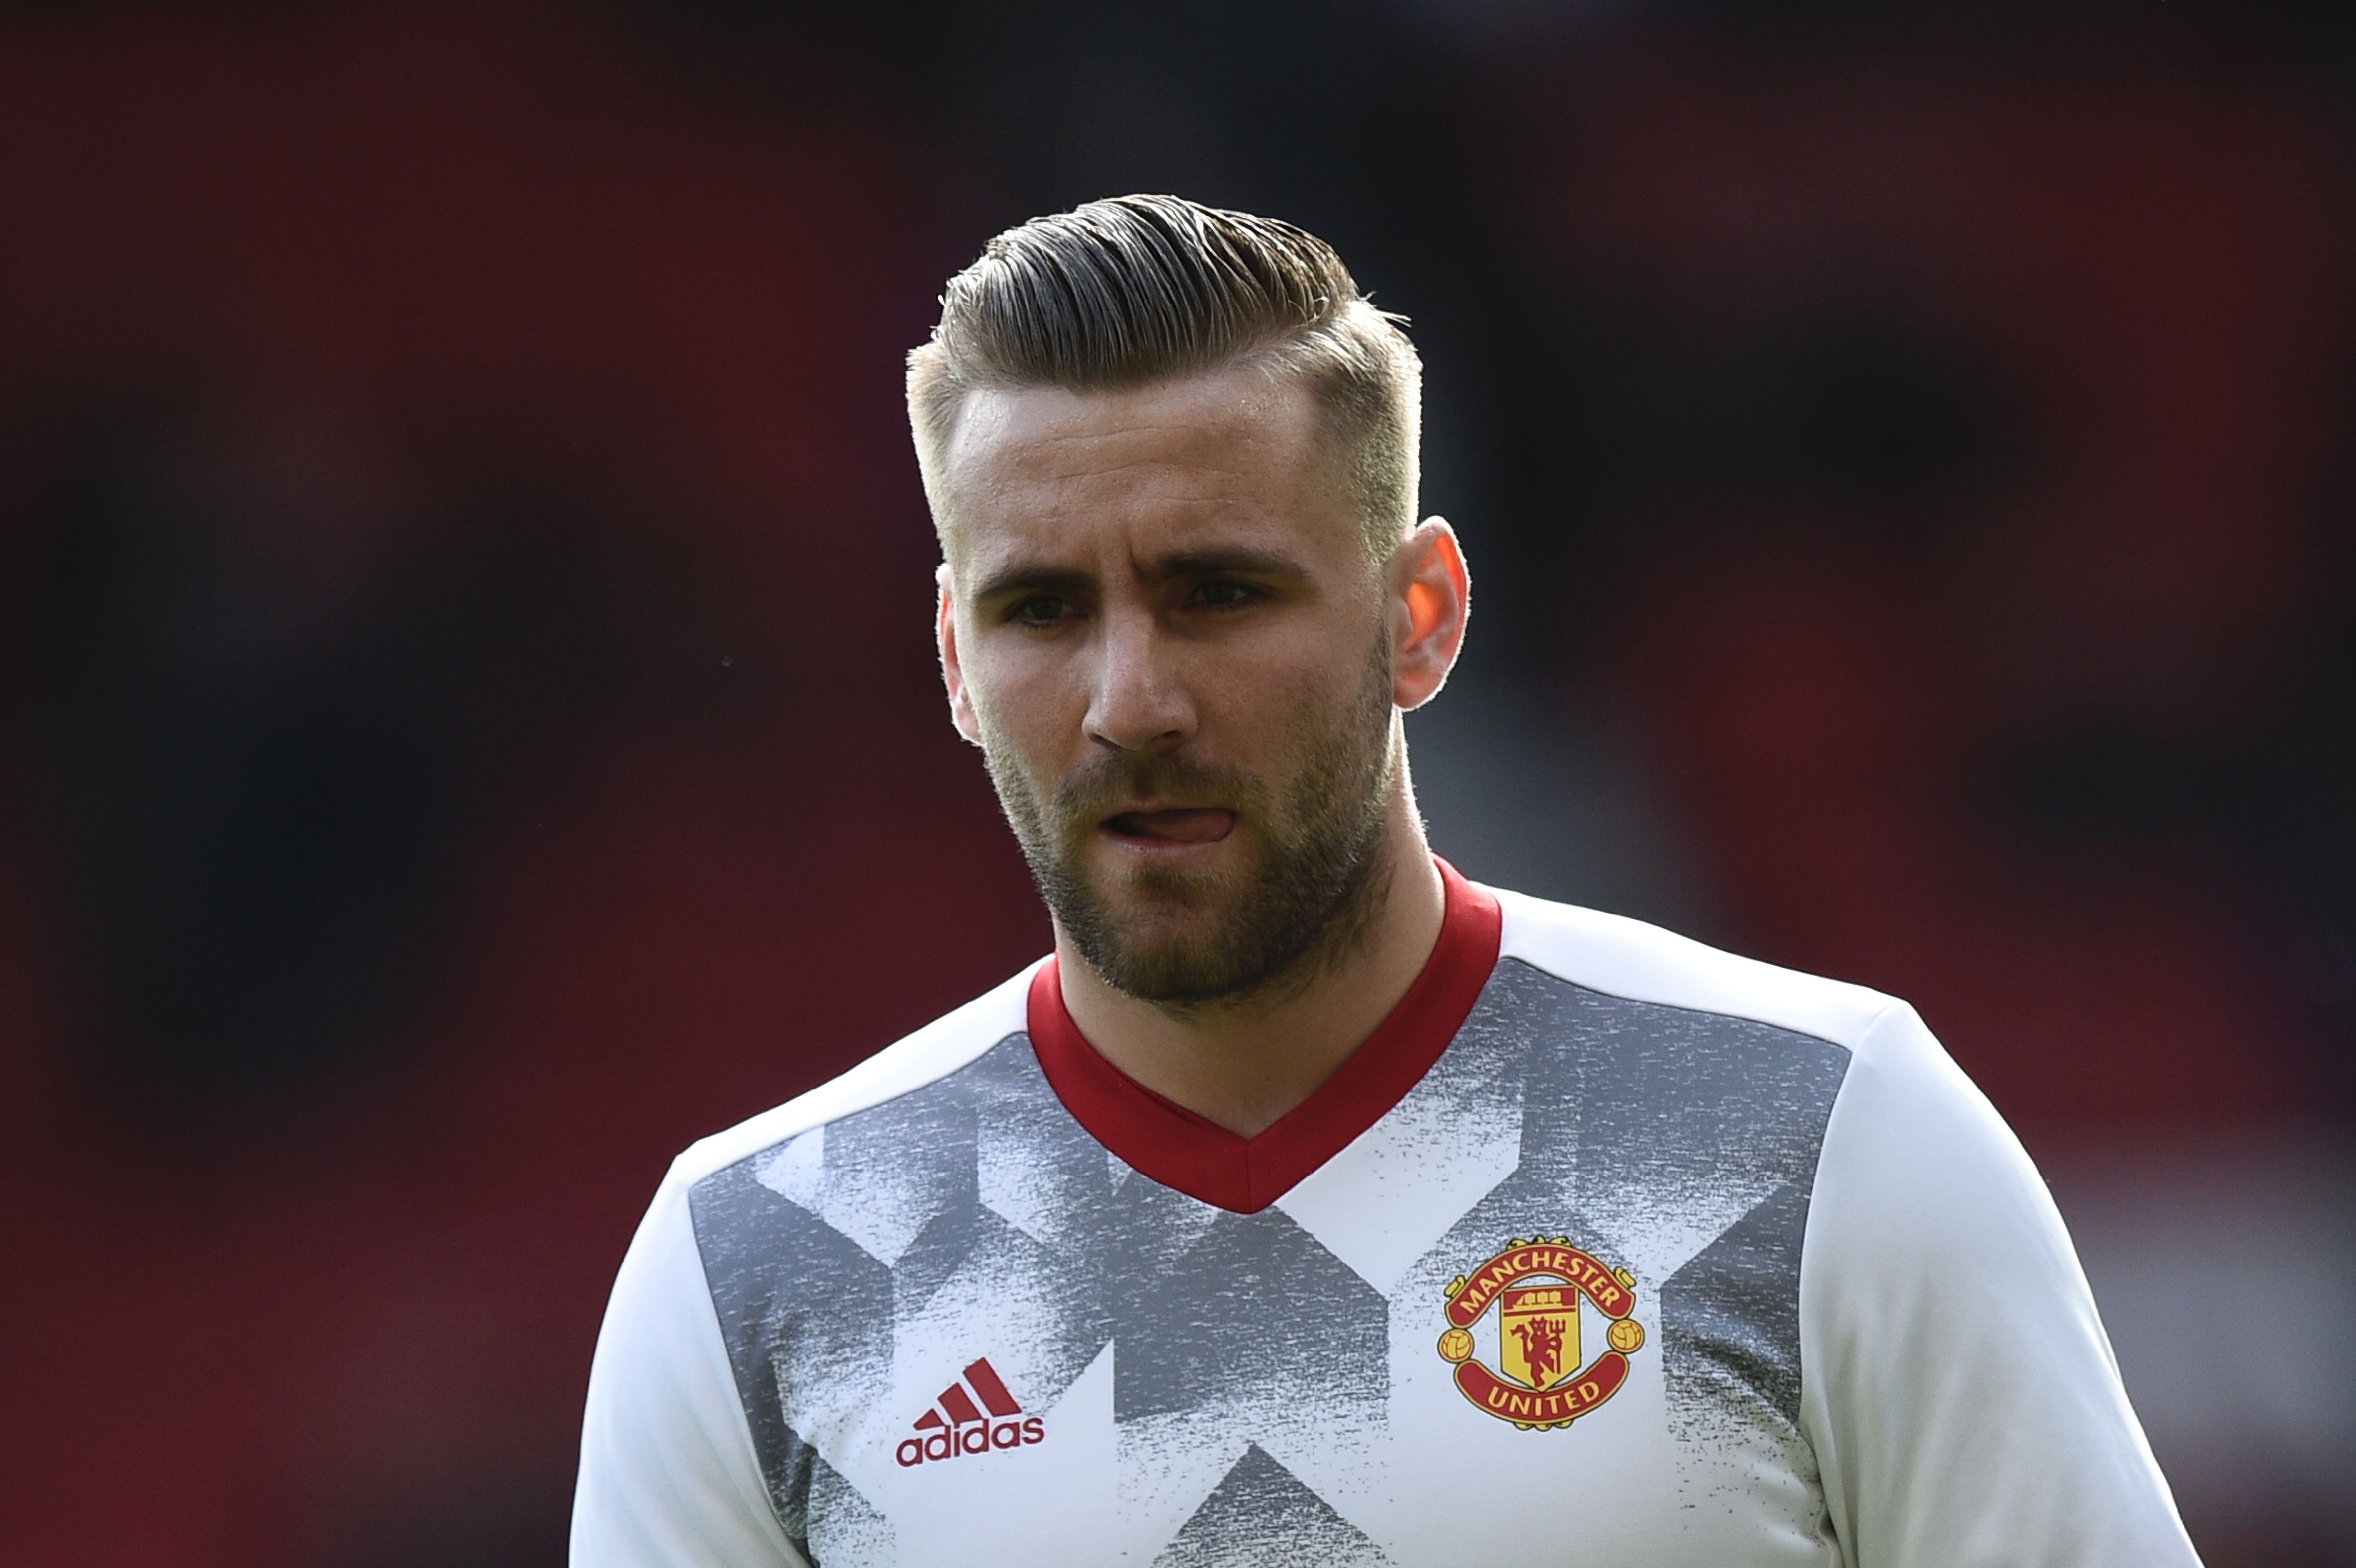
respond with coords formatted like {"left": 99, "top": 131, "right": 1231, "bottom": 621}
{"left": 1051, "top": 787, "right": 1448, "bottom": 1138}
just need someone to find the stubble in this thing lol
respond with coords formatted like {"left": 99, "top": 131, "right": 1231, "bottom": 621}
{"left": 982, "top": 634, "right": 1399, "bottom": 1011}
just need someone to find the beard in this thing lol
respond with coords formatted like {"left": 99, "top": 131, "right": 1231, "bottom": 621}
{"left": 981, "top": 637, "right": 1400, "bottom": 1009}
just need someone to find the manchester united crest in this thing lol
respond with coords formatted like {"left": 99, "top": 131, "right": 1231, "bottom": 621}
{"left": 1436, "top": 1237, "right": 1646, "bottom": 1430}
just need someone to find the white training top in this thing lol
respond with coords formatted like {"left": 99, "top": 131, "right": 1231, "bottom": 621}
{"left": 571, "top": 875, "right": 2199, "bottom": 1568}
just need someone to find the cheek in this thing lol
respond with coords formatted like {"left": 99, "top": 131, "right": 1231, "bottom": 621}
{"left": 1268, "top": 620, "right": 1384, "bottom": 713}
{"left": 964, "top": 640, "right": 1083, "bottom": 747}
{"left": 1208, "top": 642, "right": 1373, "bottom": 760}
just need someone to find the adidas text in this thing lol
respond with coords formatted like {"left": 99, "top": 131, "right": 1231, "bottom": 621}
{"left": 897, "top": 1357, "right": 1043, "bottom": 1467}
{"left": 895, "top": 1416, "right": 1045, "bottom": 1467}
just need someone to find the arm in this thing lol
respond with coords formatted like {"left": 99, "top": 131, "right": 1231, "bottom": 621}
{"left": 571, "top": 1162, "right": 807, "bottom": 1568}
{"left": 1800, "top": 1003, "right": 2200, "bottom": 1568}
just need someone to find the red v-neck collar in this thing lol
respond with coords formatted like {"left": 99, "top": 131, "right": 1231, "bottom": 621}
{"left": 1025, "top": 858, "right": 1502, "bottom": 1214}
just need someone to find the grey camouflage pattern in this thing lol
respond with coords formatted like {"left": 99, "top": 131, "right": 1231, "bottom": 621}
{"left": 688, "top": 956, "right": 1849, "bottom": 1564}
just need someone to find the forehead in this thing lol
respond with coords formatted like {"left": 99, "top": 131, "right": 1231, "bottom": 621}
{"left": 937, "top": 368, "right": 1354, "bottom": 574}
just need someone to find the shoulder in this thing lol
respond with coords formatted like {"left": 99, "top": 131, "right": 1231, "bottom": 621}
{"left": 572, "top": 960, "right": 1048, "bottom": 1568}
{"left": 1486, "top": 882, "right": 1900, "bottom": 1052}
{"left": 665, "top": 958, "right": 1043, "bottom": 1192}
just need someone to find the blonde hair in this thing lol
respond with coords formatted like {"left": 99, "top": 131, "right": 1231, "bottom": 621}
{"left": 907, "top": 195, "right": 1421, "bottom": 559}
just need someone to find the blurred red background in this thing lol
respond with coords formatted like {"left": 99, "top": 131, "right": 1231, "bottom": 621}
{"left": 1, "top": 3, "right": 2349, "bottom": 1564}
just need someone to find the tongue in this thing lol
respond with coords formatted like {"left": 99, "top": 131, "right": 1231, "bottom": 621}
{"left": 1111, "top": 808, "right": 1234, "bottom": 843}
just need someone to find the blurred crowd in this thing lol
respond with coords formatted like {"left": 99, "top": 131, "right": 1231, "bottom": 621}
{"left": 0, "top": 2, "right": 2349, "bottom": 1564}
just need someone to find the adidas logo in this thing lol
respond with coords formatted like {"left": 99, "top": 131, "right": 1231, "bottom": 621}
{"left": 894, "top": 1357, "right": 1045, "bottom": 1467}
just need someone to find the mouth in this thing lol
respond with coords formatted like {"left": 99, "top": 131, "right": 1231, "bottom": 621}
{"left": 1100, "top": 807, "right": 1237, "bottom": 846}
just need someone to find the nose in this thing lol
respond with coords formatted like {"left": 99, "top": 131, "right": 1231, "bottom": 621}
{"left": 1082, "top": 602, "right": 1194, "bottom": 755}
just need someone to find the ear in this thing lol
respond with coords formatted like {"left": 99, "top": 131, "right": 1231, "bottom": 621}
{"left": 1388, "top": 517, "right": 1470, "bottom": 711}
{"left": 936, "top": 563, "right": 984, "bottom": 746}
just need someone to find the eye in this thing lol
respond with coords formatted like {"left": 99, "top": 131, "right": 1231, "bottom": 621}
{"left": 1188, "top": 579, "right": 1258, "bottom": 609}
{"left": 1008, "top": 593, "right": 1073, "bottom": 626}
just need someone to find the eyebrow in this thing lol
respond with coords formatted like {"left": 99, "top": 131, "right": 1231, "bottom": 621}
{"left": 970, "top": 546, "right": 1312, "bottom": 604}
{"left": 970, "top": 564, "right": 1095, "bottom": 603}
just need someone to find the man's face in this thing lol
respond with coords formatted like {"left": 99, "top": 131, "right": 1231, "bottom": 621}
{"left": 935, "top": 367, "right": 1403, "bottom": 1006}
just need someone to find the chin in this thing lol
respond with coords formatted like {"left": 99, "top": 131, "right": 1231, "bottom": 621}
{"left": 1066, "top": 885, "right": 1232, "bottom": 980}
{"left": 1095, "top": 889, "right": 1228, "bottom": 949}
{"left": 1076, "top": 878, "right": 1319, "bottom": 1006}
{"left": 1089, "top": 937, "right": 1260, "bottom": 1008}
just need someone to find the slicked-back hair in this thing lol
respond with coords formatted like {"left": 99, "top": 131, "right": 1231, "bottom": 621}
{"left": 907, "top": 195, "right": 1421, "bottom": 562}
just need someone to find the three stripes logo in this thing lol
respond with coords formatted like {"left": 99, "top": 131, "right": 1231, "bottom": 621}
{"left": 894, "top": 1357, "right": 1044, "bottom": 1468}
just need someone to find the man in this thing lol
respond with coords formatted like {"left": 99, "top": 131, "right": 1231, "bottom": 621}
{"left": 572, "top": 196, "right": 2198, "bottom": 1567}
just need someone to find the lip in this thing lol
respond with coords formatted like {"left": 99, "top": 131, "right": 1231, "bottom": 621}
{"left": 1097, "top": 806, "right": 1237, "bottom": 853}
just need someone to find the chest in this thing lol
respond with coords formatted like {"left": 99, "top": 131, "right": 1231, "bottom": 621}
{"left": 692, "top": 964, "right": 1851, "bottom": 1567}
